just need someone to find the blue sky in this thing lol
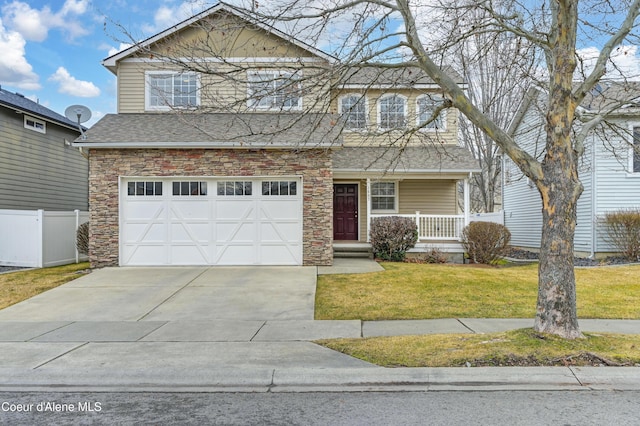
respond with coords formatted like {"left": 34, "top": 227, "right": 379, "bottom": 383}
{"left": 1, "top": 1, "right": 639, "bottom": 127}
{"left": 0, "top": 0, "right": 216, "bottom": 126}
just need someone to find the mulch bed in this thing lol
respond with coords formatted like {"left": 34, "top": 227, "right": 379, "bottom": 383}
{"left": 505, "top": 248, "right": 633, "bottom": 267}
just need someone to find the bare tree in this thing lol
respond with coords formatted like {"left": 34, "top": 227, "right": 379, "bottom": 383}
{"left": 111, "top": 0, "right": 640, "bottom": 338}
{"left": 451, "top": 4, "right": 539, "bottom": 213}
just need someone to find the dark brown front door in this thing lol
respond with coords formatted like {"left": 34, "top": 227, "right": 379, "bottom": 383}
{"left": 333, "top": 184, "right": 358, "bottom": 240}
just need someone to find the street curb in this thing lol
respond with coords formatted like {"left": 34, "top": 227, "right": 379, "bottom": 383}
{"left": 1, "top": 366, "right": 638, "bottom": 393}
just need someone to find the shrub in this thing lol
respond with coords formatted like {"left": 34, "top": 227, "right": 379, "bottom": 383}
{"left": 461, "top": 221, "right": 511, "bottom": 265}
{"left": 76, "top": 221, "right": 89, "bottom": 255}
{"left": 370, "top": 216, "right": 418, "bottom": 261}
{"left": 601, "top": 209, "right": 640, "bottom": 261}
{"left": 422, "top": 247, "right": 448, "bottom": 264}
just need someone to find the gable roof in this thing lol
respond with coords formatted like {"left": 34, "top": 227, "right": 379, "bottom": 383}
{"left": 102, "top": 2, "right": 337, "bottom": 73}
{"left": 0, "top": 86, "right": 81, "bottom": 132}
{"left": 74, "top": 113, "right": 342, "bottom": 148}
{"left": 508, "top": 82, "right": 640, "bottom": 136}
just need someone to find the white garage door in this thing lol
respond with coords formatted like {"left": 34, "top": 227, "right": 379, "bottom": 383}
{"left": 120, "top": 178, "right": 302, "bottom": 266}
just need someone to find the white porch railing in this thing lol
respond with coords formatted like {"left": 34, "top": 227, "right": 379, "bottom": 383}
{"left": 370, "top": 212, "right": 466, "bottom": 241}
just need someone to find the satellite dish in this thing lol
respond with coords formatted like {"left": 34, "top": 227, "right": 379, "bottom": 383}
{"left": 65, "top": 105, "right": 92, "bottom": 140}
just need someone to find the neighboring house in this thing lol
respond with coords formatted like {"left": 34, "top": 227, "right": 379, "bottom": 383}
{"left": 504, "top": 85, "right": 640, "bottom": 257}
{"left": 75, "top": 2, "right": 479, "bottom": 267}
{"left": 0, "top": 86, "right": 88, "bottom": 211}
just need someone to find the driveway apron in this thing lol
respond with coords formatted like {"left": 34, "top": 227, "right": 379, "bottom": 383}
{"left": 0, "top": 266, "right": 317, "bottom": 322}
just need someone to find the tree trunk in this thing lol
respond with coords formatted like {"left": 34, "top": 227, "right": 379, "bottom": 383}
{"left": 534, "top": 163, "right": 583, "bottom": 339}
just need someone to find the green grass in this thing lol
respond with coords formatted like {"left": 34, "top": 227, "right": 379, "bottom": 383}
{"left": 317, "top": 328, "right": 640, "bottom": 367}
{"left": 0, "top": 263, "right": 90, "bottom": 310}
{"left": 315, "top": 262, "right": 640, "bottom": 320}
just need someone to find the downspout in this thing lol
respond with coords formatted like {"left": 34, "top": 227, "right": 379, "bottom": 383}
{"left": 366, "top": 178, "right": 371, "bottom": 242}
{"left": 590, "top": 135, "right": 597, "bottom": 258}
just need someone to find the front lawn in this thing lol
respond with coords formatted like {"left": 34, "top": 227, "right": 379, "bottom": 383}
{"left": 317, "top": 328, "right": 640, "bottom": 367}
{"left": 0, "top": 263, "right": 90, "bottom": 310}
{"left": 315, "top": 262, "right": 640, "bottom": 320}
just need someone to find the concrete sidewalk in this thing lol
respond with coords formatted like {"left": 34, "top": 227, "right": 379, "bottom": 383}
{"left": 0, "top": 258, "right": 638, "bottom": 392}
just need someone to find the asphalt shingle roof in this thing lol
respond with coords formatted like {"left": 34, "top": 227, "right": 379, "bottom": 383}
{"left": 0, "top": 87, "right": 80, "bottom": 130}
{"left": 78, "top": 113, "right": 343, "bottom": 147}
{"left": 332, "top": 146, "right": 480, "bottom": 174}
{"left": 339, "top": 65, "right": 463, "bottom": 87}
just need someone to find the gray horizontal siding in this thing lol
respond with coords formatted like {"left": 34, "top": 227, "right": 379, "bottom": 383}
{"left": 0, "top": 108, "right": 88, "bottom": 211}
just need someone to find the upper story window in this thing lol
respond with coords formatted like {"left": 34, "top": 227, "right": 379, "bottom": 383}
{"left": 146, "top": 71, "right": 199, "bottom": 110}
{"left": 339, "top": 95, "right": 367, "bottom": 131}
{"left": 378, "top": 94, "right": 407, "bottom": 130}
{"left": 632, "top": 127, "right": 640, "bottom": 173}
{"left": 417, "top": 95, "right": 446, "bottom": 130}
{"left": 24, "top": 115, "right": 46, "bottom": 133}
{"left": 247, "top": 70, "right": 302, "bottom": 110}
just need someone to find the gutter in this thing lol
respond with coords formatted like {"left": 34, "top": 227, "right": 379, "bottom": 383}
{"left": 72, "top": 141, "right": 338, "bottom": 149}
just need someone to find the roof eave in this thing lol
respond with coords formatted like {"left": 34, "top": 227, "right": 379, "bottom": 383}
{"left": 72, "top": 141, "right": 337, "bottom": 149}
{"left": 1, "top": 102, "right": 82, "bottom": 133}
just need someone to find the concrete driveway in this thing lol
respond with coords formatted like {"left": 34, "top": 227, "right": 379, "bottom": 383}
{"left": 0, "top": 266, "right": 317, "bottom": 322}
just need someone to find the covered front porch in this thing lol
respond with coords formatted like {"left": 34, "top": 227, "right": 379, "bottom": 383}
{"left": 331, "top": 146, "right": 480, "bottom": 255}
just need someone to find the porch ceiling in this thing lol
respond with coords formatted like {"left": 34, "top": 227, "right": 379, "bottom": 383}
{"left": 332, "top": 146, "right": 480, "bottom": 178}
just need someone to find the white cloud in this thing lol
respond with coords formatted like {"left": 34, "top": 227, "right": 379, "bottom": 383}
{"left": 577, "top": 45, "right": 640, "bottom": 80}
{"left": 101, "top": 42, "right": 133, "bottom": 57}
{"left": 0, "top": 18, "right": 39, "bottom": 90}
{"left": 48, "top": 67, "right": 100, "bottom": 97}
{"left": 141, "top": 1, "right": 210, "bottom": 35}
{"left": 1, "top": 0, "right": 90, "bottom": 42}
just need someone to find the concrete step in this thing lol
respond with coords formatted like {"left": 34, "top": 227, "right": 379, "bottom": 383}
{"left": 333, "top": 244, "right": 373, "bottom": 259}
{"left": 333, "top": 251, "right": 373, "bottom": 259}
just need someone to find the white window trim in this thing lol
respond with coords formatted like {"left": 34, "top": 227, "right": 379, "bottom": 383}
{"left": 338, "top": 94, "right": 368, "bottom": 132}
{"left": 416, "top": 94, "right": 447, "bottom": 131}
{"left": 371, "top": 181, "right": 398, "bottom": 213}
{"left": 628, "top": 124, "right": 640, "bottom": 175}
{"left": 24, "top": 115, "right": 46, "bottom": 133}
{"left": 246, "top": 70, "right": 303, "bottom": 111}
{"left": 377, "top": 94, "right": 408, "bottom": 131}
{"left": 145, "top": 71, "right": 200, "bottom": 111}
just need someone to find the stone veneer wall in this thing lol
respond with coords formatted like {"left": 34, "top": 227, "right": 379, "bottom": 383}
{"left": 89, "top": 148, "right": 333, "bottom": 268}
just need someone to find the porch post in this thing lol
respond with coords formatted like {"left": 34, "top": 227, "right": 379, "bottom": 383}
{"left": 463, "top": 175, "right": 470, "bottom": 226}
{"left": 366, "top": 178, "right": 371, "bottom": 242}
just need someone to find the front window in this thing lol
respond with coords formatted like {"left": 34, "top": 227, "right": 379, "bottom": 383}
{"left": 371, "top": 182, "right": 397, "bottom": 212}
{"left": 247, "top": 71, "right": 302, "bottom": 110}
{"left": 340, "top": 95, "right": 367, "bottom": 130}
{"left": 378, "top": 94, "right": 407, "bottom": 130}
{"left": 146, "top": 72, "right": 199, "bottom": 110}
{"left": 417, "top": 95, "right": 446, "bottom": 130}
{"left": 633, "top": 127, "right": 640, "bottom": 173}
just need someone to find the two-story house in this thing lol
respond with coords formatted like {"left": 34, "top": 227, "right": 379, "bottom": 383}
{"left": 504, "top": 85, "right": 640, "bottom": 257}
{"left": 0, "top": 86, "right": 87, "bottom": 211}
{"left": 75, "top": 2, "right": 479, "bottom": 267}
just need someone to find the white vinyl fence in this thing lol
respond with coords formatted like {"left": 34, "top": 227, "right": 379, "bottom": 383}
{"left": 469, "top": 210, "right": 505, "bottom": 225}
{"left": 0, "top": 209, "right": 89, "bottom": 268}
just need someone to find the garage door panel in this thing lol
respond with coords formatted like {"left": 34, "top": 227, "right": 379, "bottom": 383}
{"left": 216, "top": 245, "right": 256, "bottom": 265}
{"left": 171, "top": 221, "right": 210, "bottom": 238}
{"left": 169, "top": 245, "right": 211, "bottom": 265}
{"left": 169, "top": 201, "right": 211, "bottom": 219}
{"left": 260, "top": 222, "right": 299, "bottom": 241}
{"left": 121, "top": 178, "right": 302, "bottom": 266}
{"left": 216, "top": 222, "right": 256, "bottom": 241}
{"left": 259, "top": 245, "right": 301, "bottom": 265}
{"left": 122, "top": 245, "right": 168, "bottom": 266}
{"left": 215, "top": 200, "right": 254, "bottom": 218}
{"left": 259, "top": 200, "right": 300, "bottom": 219}
{"left": 123, "top": 223, "right": 168, "bottom": 243}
